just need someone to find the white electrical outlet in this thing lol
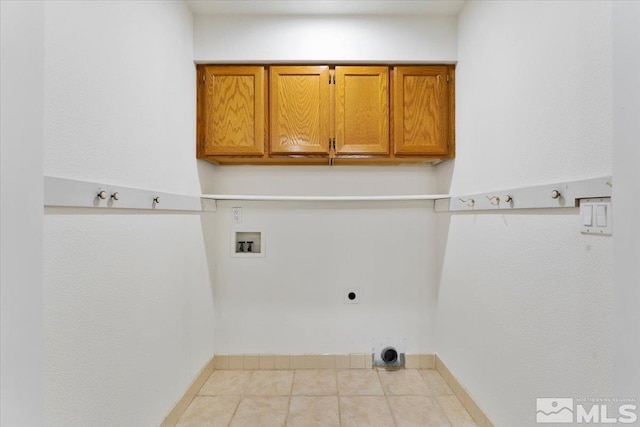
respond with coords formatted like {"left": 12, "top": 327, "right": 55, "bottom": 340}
{"left": 232, "top": 207, "right": 242, "bottom": 223}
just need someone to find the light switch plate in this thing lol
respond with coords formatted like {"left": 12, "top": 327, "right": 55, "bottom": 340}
{"left": 580, "top": 197, "right": 612, "bottom": 235}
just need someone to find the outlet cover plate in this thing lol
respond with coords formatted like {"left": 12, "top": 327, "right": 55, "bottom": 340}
{"left": 232, "top": 207, "right": 242, "bottom": 223}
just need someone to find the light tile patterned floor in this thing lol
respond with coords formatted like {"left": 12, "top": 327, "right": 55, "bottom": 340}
{"left": 176, "top": 369, "right": 478, "bottom": 427}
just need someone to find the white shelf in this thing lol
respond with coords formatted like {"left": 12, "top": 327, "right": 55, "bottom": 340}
{"left": 45, "top": 175, "right": 612, "bottom": 213}
{"left": 434, "top": 176, "right": 612, "bottom": 212}
{"left": 44, "top": 176, "right": 211, "bottom": 212}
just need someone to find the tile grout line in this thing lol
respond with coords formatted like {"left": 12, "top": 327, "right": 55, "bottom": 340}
{"left": 227, "top": 370, "right": 252, "bottom": 427}
{"left": 433, "top": 394, "right": 456, "bottom": 427}
{"left": 284, "top": 369, "right": 295, "bottom": 427}
{"left": 337, "top": 379, "right": 343, "bottom": 427}
{"left": 223, "top": 397, "right": 240, "bottom": 427}
{"left": 420, "top": 370, "right": 457, "bottom": 427}
{"left": 378, "top": 368, "right": 400, "bottom": 427}
{"left": 333, "top": 369, "right": 341, "bottom": 427}
{"left": 283, "top": 394, "right": 291, "bottom": 427}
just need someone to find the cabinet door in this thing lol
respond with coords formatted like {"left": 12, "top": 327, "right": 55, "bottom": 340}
{"left": 199, "top": 66, "right": 265, "bottom": 156}
{"left": 335, "top": 66, "right": 389, "bottom": 155}
{"left": 393, "top": 66, "right": 450, "bottom": 156}
{"left": 270, "top": 66, "right": 331, "bottom": 155}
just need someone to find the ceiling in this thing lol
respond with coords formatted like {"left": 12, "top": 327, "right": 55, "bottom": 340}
{"left": 186, "top": 1, "right": 466, "bottom": 16}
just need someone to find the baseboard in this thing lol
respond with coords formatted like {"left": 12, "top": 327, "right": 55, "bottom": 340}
{"left": 435, "top": 354, "right": 495, "bottom": 427}
{"left": 159, "top": 355, "right": 216, "bottom": 427}
{"left": 212, "top": 353, "right": 435, "bottom": 370}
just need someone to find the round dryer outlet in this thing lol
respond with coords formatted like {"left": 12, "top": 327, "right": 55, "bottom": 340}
{"left": 344, "top": 288, "right": 360, "bottom": 304}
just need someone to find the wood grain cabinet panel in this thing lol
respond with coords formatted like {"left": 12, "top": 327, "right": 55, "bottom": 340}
{"left": 335, "top": 66, "right": 389, "bottom": 155}
{"left": 198, "top": 65, "right": 265, "bottom": 156}
{"left": 197, "top": 64, "right": 454, "bottom": 165}
{"left": 270, "top": 66, "right": 331, "bottom": 155}
{"left": 393, "top": 66, "right": 450, "bottom": 156}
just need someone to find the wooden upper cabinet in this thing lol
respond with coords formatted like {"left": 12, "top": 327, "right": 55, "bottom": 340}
{"left": 197, "top": 64, "right": 454, "bottom": 165}
{"left": 335, "top": 66, "right": 389, "bottom": 155}
{"left": 270, "top": 66, "right": 331, "bottom": 155}
{"left": 198, "top": 65, "right": 265, "bottom": 157}
{"left": 393, "top": 66, "right": 450, "bottom": 156}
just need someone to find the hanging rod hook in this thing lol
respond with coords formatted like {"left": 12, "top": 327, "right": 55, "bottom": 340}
{"left": 487, "top": 195, "right": 500, "bottom": 206}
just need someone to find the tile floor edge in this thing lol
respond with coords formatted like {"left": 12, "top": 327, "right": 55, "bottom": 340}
{"left": 159, "top": 355, "right": 216, "bottom": 427}
{"left": 435, "top": 354, "right": 495, "bottom": 427}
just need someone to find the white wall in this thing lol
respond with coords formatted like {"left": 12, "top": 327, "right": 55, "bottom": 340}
{"left": 44, "top": 2, "right": 200, "bottom": 195}
{"left": 0, "top": 2, "right": 45, "bottom": 426}
{"left": 194, "top": 14, "right": 457, "bottom": 63}
{"left": 612, "top": 1, "right": 640, "bottom": 400}
{"left": 436, "top": 1, "right": 613, "bottom": 426}
{"left": 205, "top": 167, "right": 439, "bottom": 354}
{"left": 194, "top": 13, "right": 457, "bottom": 355}
{"left": 43, "top": 2, "right": 214, "bottom": 426}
